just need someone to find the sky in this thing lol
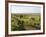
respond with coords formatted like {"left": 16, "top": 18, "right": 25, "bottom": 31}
{"left": 10, "top": 5, "right": 41, "bottom": 14}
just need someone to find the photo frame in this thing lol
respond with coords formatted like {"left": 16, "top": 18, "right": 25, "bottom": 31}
{"left": 5, "top": 1, "right": 45, "bottom": 36}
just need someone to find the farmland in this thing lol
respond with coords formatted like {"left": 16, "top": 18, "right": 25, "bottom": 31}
{"left": 11, "top": 13, "right": 41, "bottom": 31}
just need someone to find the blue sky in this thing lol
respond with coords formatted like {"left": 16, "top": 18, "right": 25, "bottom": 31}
{"left": 10, "top": 5, "right": 41, "bottom": 13}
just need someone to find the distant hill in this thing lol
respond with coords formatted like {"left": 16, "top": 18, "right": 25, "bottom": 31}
{"left": 11, "top": 13, "right": 40, "bottom": 16}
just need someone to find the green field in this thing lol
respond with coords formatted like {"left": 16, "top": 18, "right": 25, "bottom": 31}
{"left": 11, "top": 13, "right": 41, "bottom": 31}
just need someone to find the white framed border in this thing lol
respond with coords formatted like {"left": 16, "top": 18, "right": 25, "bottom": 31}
{"left": 8, "top": 3, "right": 43, "bottom": 34}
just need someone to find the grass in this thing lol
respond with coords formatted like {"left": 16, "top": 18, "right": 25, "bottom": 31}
{"left": 11, "top": 13, "right": 41, "bottom": 31}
